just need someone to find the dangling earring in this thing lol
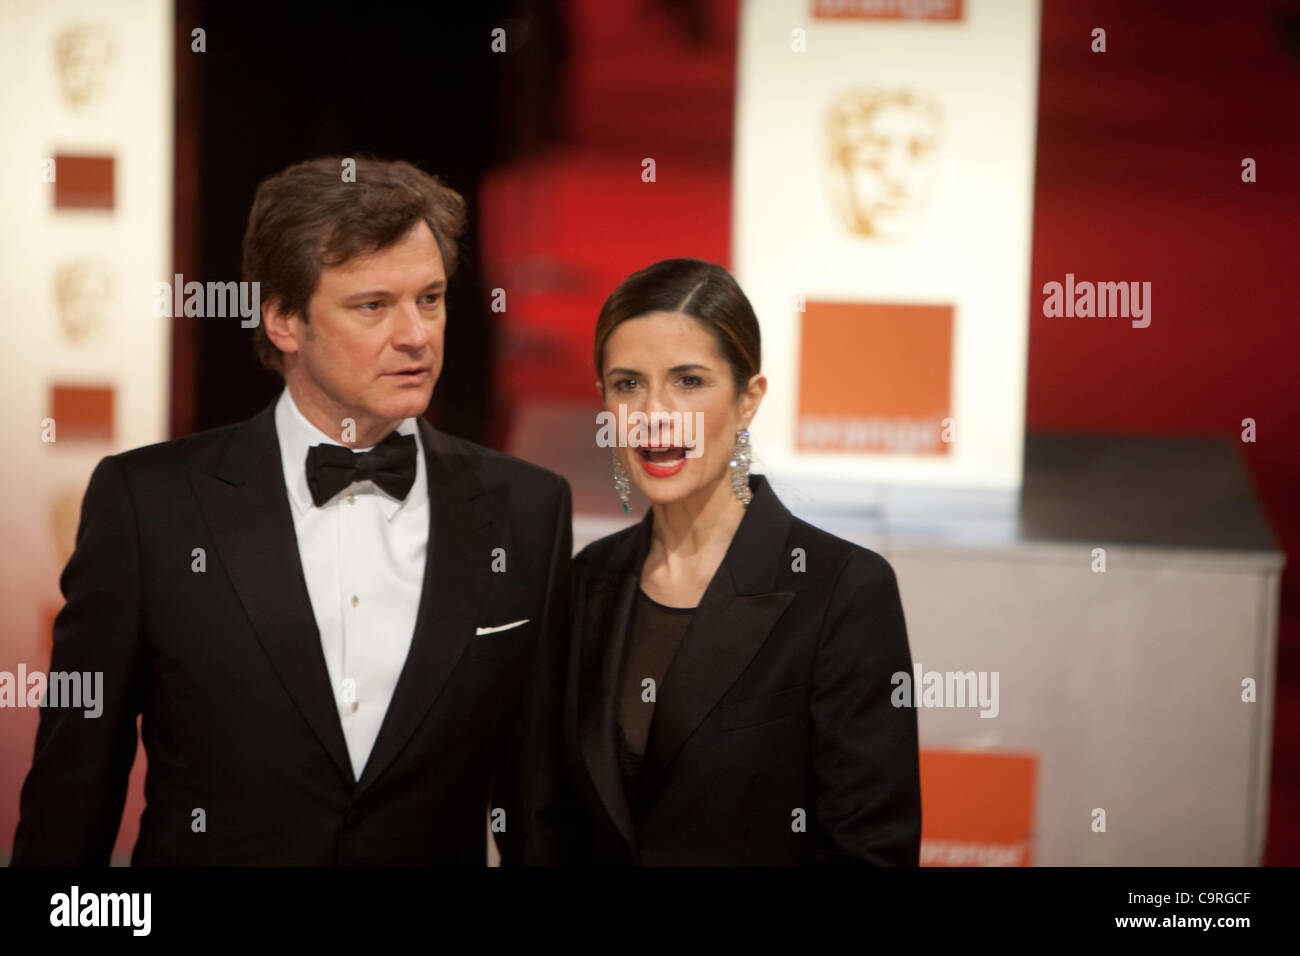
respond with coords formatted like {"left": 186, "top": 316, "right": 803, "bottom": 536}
{"left": 730, "top": 429, "right": 753, "bottom": 507}
{"left": 612, "top": 449, "right": 631, "bottom": 514}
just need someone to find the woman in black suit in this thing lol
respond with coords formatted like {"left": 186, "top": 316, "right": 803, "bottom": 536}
{"left": 553, "top": 258, "right": 920, "bottom": 865}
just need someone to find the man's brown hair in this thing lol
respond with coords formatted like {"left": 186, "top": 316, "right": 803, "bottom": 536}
{"left": 242, "top": 156, "right": 467, "bottom": 373}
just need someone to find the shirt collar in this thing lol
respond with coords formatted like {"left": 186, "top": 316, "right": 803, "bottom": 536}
{"left": 274, "top": 386, "right": 426, "bottom": 520}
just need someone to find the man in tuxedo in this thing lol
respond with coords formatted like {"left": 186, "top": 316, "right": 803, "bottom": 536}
{"left": 12, "top": 157, "right": 572, "bottom": 865}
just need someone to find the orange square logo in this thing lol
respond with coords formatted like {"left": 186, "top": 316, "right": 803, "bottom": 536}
{"left": 919, "top": 748, "right": 1037, "bottom": 866}
{"left": 796, "top": 301, "right": 953, "bottom": 455}
{"left": 50, "top": 384, "right": 114, "bottom": 442}
{"left": 53, "top": 154, "right": 116, "bottom": 210}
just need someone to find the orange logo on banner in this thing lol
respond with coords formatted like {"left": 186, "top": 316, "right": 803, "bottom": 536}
{"left": 812, "top": 0, "right": 964, "bottom": 21}
{"left": 919, "top": 748, "right": 1037, "bottom": 866}
{"left": 52, "top": 154, "right": 116, "bottom": 210}
{"left": 797, "top": 300, "right": 952, "bottom": 455}
{"left": 50, "top": 384, "right": 114, "bottom": 442}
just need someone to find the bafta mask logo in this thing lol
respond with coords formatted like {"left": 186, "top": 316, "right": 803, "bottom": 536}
{"left": 827, "top": 88, "right": 943, "bottom": 240}
{"left": 54, "top": 259, "right": 113, "bottom": 345}
{"left": 54, "top": 23, "right": 115, "bottom": 109}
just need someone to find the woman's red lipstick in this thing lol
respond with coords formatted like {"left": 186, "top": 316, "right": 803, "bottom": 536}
{"left": 636, "top": 443, "right": 688, "bottom": 478}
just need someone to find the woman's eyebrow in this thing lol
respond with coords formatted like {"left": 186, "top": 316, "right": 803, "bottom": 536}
{"left": 606, "top": 363, "right": 713, "bottom": 376}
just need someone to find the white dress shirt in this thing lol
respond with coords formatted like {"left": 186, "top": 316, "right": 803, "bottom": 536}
{"left": 274, "top": 387, "right": 428, "bottom": 781}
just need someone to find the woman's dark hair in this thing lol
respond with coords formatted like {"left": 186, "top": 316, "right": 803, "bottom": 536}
{"left": 242, "top": 156, "right": 467, "bottom": 373}
{"left": 593, "top": 258, "right": 761, "bottom": 393}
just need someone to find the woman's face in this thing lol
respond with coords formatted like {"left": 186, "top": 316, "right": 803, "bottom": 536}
{"left": 600, "top": 311, "right": 764, "bottom": 509}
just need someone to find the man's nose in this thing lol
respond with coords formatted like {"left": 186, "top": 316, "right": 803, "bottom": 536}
{"left": 391, "top": 301, "right": 430, "bottom": 350}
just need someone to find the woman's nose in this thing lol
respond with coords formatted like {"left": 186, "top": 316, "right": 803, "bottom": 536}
{"left": 643, "top": 383, "right": 677, "bottom": 414}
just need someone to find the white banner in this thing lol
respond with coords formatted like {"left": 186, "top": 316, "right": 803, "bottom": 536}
{"left": 734, "top": 0, "right": 1040, "bottom": 509}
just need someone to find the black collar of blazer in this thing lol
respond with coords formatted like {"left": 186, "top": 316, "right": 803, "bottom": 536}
{"left": 190, "top": 399, "right": 496, "bottom": 793}
{"left": 577, "top": 473, "right": 797, "bottom": 855}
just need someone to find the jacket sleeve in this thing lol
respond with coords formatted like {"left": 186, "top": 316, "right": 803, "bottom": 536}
{"left": 11, "top": 455, "right": 149, "bottom": 865}
{"left": 809, "top": 549, "right": 922, "bottom": 865}
{"left": 496, "top": 474, "right": 590, "bottom": 865}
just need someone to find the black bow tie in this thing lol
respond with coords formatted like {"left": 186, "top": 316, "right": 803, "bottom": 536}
{"left": 304, "top": 431, "right": 417, "bottom": 507}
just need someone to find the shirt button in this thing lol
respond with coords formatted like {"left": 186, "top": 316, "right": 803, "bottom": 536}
{"left": 346, "top": 494, "right": 357, "bottom": 504}
{"left": 350, "top": 595, "right": 359, "bottom": 607}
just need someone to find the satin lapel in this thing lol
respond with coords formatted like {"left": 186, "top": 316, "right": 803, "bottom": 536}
{"left": 637, "top": 578, "right": 794, "bottom": 803}
{"left": 576, "top": 518, "right": 651, "bottom": 856}
{"left": 191, "top": 403, "right": 354, "bottom": 785}
{"left": 638, "top": 475, "right": 796, "bottom": 803}
{"left": 355, "top": 418, "right": 495, "bottom": 794}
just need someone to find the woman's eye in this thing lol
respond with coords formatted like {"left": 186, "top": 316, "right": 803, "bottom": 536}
{"left": 678, "top": 375, "right": 702, "bottom": 388}
{"left": 614, "top": 378, "right": 638, "bottom": 392}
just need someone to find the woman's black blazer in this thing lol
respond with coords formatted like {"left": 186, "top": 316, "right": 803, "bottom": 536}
{"left": 556, "top": 473, "right": 922, "bottom": 865}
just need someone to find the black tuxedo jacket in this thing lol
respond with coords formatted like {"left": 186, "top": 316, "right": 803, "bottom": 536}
{"left": 558, "top": 474, "right": 921, "bottom": 865}
{"left": 12, "top": 400, "right": 572, "bottom": 865}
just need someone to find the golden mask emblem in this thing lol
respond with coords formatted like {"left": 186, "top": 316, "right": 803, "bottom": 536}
{"left": 54, "top": 259, "right": 113, "bottom": 345}
{"left": 54, "top": 22, "right": 115, "bottom": 109}
{"left": 827, "top": 88, "right": 943, "bottom": 240}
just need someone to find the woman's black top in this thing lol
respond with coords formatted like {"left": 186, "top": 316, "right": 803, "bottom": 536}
{"left": 615, "top": 588, "right": 695, "bottom": 812}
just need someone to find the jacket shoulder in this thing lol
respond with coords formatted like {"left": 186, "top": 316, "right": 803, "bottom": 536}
{"left": 109, "top": 418, "right": 249, "bottom": 476}
{"left": 425, "top": 427, "right": 568, "bottom": 495}
{"left": 787, "top": 515, "right": 898, "bottom": 586}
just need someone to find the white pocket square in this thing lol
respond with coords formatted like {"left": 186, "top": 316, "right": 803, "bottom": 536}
{"left": 475, "top": 618, "right": 530, "bottom": 636}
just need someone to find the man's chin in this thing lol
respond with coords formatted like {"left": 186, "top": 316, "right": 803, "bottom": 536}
{"left": 372, "top": 386, "right": 433, "bottom": 422}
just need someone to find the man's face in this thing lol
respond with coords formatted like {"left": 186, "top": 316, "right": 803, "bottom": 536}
{"left": 271, "top": 221, "right": 446, "bottom": 443}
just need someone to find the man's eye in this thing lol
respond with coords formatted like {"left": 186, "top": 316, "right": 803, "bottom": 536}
{"left": 420, "top": 293, "right": 443, "bottom": 306}
{"left": 359, "top": 301, "right": 383, "bottom": 312}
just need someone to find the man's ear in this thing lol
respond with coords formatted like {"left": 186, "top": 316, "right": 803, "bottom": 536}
{"left": 262, "top": 296, "right": 303, "bottom": 357}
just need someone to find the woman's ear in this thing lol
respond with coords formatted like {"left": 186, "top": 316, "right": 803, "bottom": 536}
{"left": 738, "top": 373, "right": 767, "bottom": 430}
